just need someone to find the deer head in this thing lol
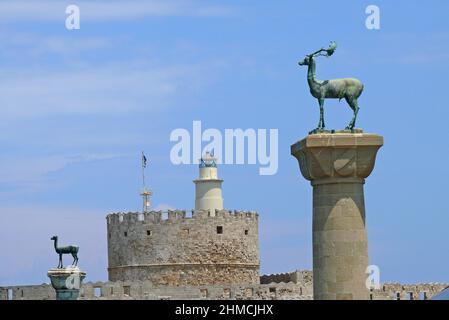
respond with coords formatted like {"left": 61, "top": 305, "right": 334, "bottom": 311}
{"left": 298, "top": 41, "right": 337, "bottom": 66}
{"left": 298, "top": 55, "right": 312, "bottom": 66}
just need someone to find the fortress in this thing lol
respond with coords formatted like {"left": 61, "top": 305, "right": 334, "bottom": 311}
{"left": 106, "top": 209, "right": 260, "bottom": 286}
{"left": 1, "top": 151, "right": 447, "bottom": 300}
{"left": 107, "top": 152, "right": 259, "bottom": 286}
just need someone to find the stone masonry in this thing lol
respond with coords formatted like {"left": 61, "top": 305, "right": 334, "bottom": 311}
{"left": 291, "top": 133, "right": 383, "bottom": 300}
{"left": 107, "top": 209, "right": 259, "bottom": 286}
{"left": 2, "top": 270, "right": 446, "bottom": 300}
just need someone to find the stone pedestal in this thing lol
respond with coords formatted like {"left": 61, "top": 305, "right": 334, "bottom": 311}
{"left": 291, "top": 133, "right": 383, "bottom": 300}
{"left": 47, "top": 267, "right": 86, "bottom": 300}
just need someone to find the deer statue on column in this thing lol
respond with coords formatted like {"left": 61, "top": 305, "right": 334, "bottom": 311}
{"left": 298, "top": 41, "right": 364, "bottom": 132}
{"left": 51, "top": 235, "right": 79, "bottom": 268}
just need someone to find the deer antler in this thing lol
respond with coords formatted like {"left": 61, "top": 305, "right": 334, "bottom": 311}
{"left": 308, "top": 41, "right": 337, "bottom": 58}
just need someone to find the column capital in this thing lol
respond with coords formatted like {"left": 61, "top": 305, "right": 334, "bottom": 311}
{"left": 291, "top": 133, "right": 383, "bottom": 182}
{"left": 48, "top": 267, "right": 86, "bottom": 300}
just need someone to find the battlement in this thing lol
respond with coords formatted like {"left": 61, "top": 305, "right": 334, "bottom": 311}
{"left": 106, "top": 209, "right": 258, "bottom": 226}
{"left": 2, "top": 278, "right": 446, "bottom": 300}
{"left": 260, "top": 270, "right": 313, "bottom": 284}
{"left": 107, "top": 208, "right": 260, "bottom": 285}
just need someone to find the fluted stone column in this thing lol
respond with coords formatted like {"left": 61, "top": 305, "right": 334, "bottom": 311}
{"left": 291, "top": 133, "right": 383, "bottom": 300}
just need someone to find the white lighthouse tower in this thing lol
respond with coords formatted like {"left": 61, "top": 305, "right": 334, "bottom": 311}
{"left": 193, "top": 151, "right": 224, "bottom": 214}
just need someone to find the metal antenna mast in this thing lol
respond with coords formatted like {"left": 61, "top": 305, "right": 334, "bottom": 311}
{"left": 140, "top": 151, "right": 152, "bottom": 213}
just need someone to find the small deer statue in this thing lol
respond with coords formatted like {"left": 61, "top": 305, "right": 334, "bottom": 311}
{"left": 51, "top": 235, "right": 79, "bottom": 268}
{"left": 298, "top": 41, "right": 364, "bottom": 132}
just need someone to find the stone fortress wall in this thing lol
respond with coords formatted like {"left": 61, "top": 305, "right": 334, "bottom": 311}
{"left": 107, "top": 209, "right": 260, "bottom": 286}
{"left": 260, "top": 270, "right": 313, "bottom": 285}
{"left": 1, "top": 270, "right": 446, "bottom": 300}
{"left": 3, "top": 150, "right": 447, "bottom": 300}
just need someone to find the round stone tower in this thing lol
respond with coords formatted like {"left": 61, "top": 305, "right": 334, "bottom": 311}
{"left": 194, "top": 152, "right": 223, "bottom": 213}
{"left": 107, "top": 153, "right": 259, "bottom": 286}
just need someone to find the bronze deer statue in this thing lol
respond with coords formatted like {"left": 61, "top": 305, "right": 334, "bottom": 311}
{"left": 298, "top": 41, "right": 364, "bottom": 131}
{"left": 51, "top": 235, "right": 79, "bottom": 268}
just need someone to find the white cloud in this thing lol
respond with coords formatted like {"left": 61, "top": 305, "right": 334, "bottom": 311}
{"left": 0, "top": 153, "right": 126, "bottom": 196}
{"left": 39, "top": 36, "right": 113, "bottom": 55}
{"left": 0, "top": 0, "right": 232, "bottom": 22}
{"left": 375, "top": 32, "right": 449, "bottom": 65}
{"left": 0, "top": 60, "right": 224, "bottom": 118}
{"left": 0, "top": 32, "right": 115, "bottom": 61}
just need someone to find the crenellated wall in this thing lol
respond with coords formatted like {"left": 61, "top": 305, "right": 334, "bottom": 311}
{"left": 2, "top": 275, "right": 446, "bottom": 300}
{"left": 260, "top": 270, "right": 313, "bottom": 285}
{"left": 0, "top": 280, "right": 312, "bottom": 300}
{"left": 370, "top": 283, "right": 448, "bottom": 300}
{"left": 107, "top": 209, "right": 260, "bottom": 286}
{"left": 0, "top": 284, "right": 55, "bottom": 300}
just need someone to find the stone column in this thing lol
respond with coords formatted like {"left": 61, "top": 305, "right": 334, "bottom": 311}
{"left": 48, "top": 267, "right": 86, "bottom": 300}
{"left": 291, "top": 133, "right": 383, "bottom": 300}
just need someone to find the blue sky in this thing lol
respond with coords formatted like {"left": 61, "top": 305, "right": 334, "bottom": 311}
{"left": 0, "top": 0, "right": 448, "bottom": 286}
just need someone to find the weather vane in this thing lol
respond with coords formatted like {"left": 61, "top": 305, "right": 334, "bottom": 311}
{"left": 298, "top": 41, "right": 364, "bottom": 133}
{"left": 140, "top": 151, "right": 152, "bottom": 213}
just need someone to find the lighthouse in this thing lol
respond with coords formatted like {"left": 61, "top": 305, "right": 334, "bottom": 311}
{"left": 193, "top": 151, "right": 224, "bottom": 214}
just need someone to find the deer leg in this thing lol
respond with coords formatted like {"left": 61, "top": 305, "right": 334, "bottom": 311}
{"left": 345, "top": 97, "right": 359, "bottom": 130}
{"left": 318, "top": 98, "right": 325, "bottom": 129}
{"left": 72, "top": 253, "right": 78, "bottom": 266}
